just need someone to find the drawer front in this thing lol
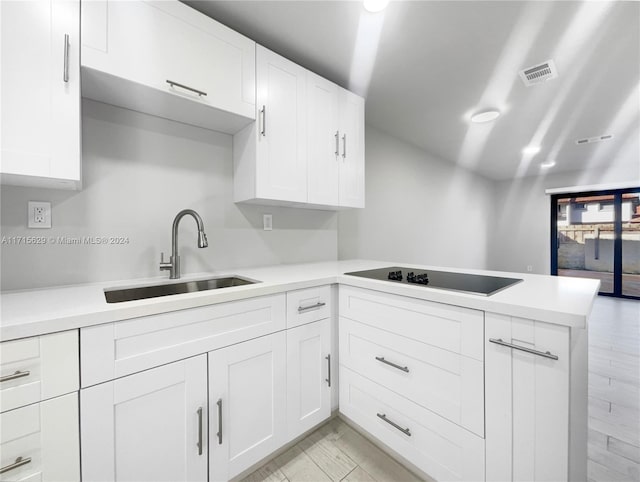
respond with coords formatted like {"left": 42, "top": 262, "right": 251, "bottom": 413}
{"left": 339, "top": 286, "right": 484, "bottom": 361}
{"left": 81, "top": 294, "right": 286, "bottom": 387}
{"left": 339, "top": 367, "right": 485, "bottom": 482}
{"left": 1, "top": 331, "right": 79, "bottom": 412}
{"left": 0, "top": 392, "right": 80, "bottom": 481}
{"left": 286, "top": 285, "right": 332, "bottom": 328}
{"left": 340, "top": 317, "right": 484, "bottom": 436}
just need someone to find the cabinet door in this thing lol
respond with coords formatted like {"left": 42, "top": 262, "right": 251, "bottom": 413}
{"left": 81, "top": 0, "right": 255, "bottom": 122}
{"left": 255, "top": 46, "right": 308, "bottom": 203}
{"left": 209, "top": 332, "right": 287, "bottom": 481}
{"left": 0, "top": 0, "right": 80, "bottom": 188}
{"left": 81, "top": 356, "right": 207, "bottom": 482}
{"left": 338, "top": 89, "right": 365, "bottom": 208}
{"left": 0, "top": 392, "right": 80, "bottom": 482}
{"left": 485, "top": 313, "right": 570, "bottom": 482}
{"left": 286, "top": 319, "right": 332, "bottom": 439}
{"left": 307, "top": 72, "right": 340, "bottom": 206}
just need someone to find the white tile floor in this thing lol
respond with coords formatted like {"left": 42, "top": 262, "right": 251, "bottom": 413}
{"left": 244, "top": 296, "right": 640, "bottom": 482}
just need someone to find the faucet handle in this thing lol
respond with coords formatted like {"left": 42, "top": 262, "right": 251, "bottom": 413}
{"left": 159, "top": 252, "right": 171, "bottom": 271}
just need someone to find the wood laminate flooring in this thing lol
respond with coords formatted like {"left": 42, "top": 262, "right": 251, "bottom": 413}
{"left": 244, "top": 297, "right": 639, "bottom": 482}
{"left": 587, "top": 296, "right": 640, "bottom": 482}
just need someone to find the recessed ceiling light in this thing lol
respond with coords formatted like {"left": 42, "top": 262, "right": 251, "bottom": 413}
{"left": 470, "top": 110, "right": 501, "bottom": 123}
{"left": 522, "top": 145, "right": 541, "bottom": 155}
{"left": 363, "top": 0, "right": 389, "bottom": 13}
{"left": 540, "top": 160, "right": 556, "bottom": 169}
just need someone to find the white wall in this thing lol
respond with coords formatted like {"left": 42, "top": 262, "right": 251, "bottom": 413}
{"left": 0, "top": 100, "right": 338, "bottom": 290}
{"left": 338, "top": 126, "right": 495, "bottom": 270}
{"left": 487, "top": 165, "right": 639, "bottom": 275}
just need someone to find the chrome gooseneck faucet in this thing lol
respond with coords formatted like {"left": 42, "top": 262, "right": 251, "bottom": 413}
{"left": 160, "top": 209, "right": 208, "bottom": 279}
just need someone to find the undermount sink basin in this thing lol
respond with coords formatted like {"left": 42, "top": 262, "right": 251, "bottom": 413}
{"left": 104, "top": 276, "right": 258, "bottom": 303}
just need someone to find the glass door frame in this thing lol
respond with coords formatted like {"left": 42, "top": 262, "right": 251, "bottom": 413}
{"left": 550, "top": 187, "right": 639, "bottom": 300}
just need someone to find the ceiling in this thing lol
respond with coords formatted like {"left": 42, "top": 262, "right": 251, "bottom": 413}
{"left": 184, "top": 1, "right": 640, "bottom": 181}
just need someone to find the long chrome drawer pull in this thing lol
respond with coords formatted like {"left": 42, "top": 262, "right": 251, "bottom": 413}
{"left": 489, "top": 338, "right": 559, "bottom": 360}
{"left": 335, "top": 131, "right": 340, "bottom": 156}
{"left": 375, "top": 356, "right": 409, "bottom": 373}
{"left": 0, "top": 456, "right": 32, "bottom": 474}
{"left": 216, "top": 399, "right": 223, "bottom": 445}
{"left": 298, "top": 302, "right": 326, "bottom": 313}
{"left": 166, "top": 80, "right": 207, "bottom": 97}
{"left": 63, "top": 34, "right": 70, "bottom": 82}
{"left": 196, "top": 407, "right": 203, "bottom": 455}
{"left": 0, "top": 370, "right": 30, "bottom": 383}
{"left": 325, "top": 354, "right": 331, "bottom": 387}
{"left": 376, "top": 413, "right": 411, "bottom": 437}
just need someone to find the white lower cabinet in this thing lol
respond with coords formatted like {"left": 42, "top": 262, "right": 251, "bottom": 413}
{"left": 340, "top": 367, "right": 484, "bottom": 482}
{"left": 485, "top": 313, "right": 578, "bottom": 482}
{"left": 0, "top": 392, "right": 80, "bottom": 481}
{"left": 209, "top": 332, "right": 287, "bottom": 482}
{"left": 80, "top": 355, "right": 208, "bottom": 482}
{"left": 286, "top": 319, "right": 332, "bottom": 439}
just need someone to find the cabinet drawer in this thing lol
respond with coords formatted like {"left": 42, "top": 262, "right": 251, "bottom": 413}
{"left": 1, "top": 331, "right": 79, "bottom": 412}
{"left": 339, "top": 367, "right": 484, "bottom": 482}
{"left": 339, "top": 286, "right": 484, "bottom": 361}
{"left": 340, "top": 317, "right": 484, "bottom": 436}
{"left": 81, "top": 294, "right": 286, "bottom": 387}
{"left": 286, "top": 285, "right": 332, "bottom": 328}
{"left": 0, "top": 392, "right": 80, "bottom": 481}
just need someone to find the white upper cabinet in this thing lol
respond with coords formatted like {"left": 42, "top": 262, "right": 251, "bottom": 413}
{"left": 0, "top": 0, "right": 81, "bottom": 189}
{"left": 307, "top": 74, "right": 365, "bottom": 208}
{"left": 234, "top": 47, "right": 365, "bottom": 210}
{"left": 81, "top": 0, "right": 256, "bottom": 134}
{"left": 234, "top": 46, "right": 308, "bottom": 204}
{"left": 307, "top": 73, "right": 340, "bottom": 206}
{"left": 338, "top": 89, "right": 366, "bottom": 208}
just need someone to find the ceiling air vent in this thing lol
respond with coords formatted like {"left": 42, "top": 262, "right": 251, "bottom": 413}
{"left": 575, "top": 134, "right": 614, "bottom": 145}
{"left": 519, "top": 60, "right": 558, "bottom": 86}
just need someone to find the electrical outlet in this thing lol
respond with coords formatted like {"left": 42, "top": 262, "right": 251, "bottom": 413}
{"left": 527, "top": 265, "right": 533, "bottom": 272}
{"left": 263, "top": 214, "right": 273, "bottom": 231}
{"left": 28, "top": 201, "right": 52, "bottom": 228}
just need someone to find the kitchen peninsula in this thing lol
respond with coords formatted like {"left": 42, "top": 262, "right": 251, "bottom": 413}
{"left": 0, "top": 260, "right": 599, "bottom": 482}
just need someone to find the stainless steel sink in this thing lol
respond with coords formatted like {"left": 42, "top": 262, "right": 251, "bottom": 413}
{"left": 104, "top": 276, "right": 258, "bottom": 303}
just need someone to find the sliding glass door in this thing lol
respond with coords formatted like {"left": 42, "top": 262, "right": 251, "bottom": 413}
{"left": 551, "top": 188, "right": 640, "bottom": 299}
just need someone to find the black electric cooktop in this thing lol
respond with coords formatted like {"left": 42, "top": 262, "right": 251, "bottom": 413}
{"left": 344, "top": 267, "right": 523, "bottom": 296}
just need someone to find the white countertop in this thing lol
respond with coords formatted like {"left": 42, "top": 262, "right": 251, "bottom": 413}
{"left": 0, "top": 259, "right": 600, "bottom": 341}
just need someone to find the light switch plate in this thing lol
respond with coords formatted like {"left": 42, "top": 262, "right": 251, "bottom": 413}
{"left": 28, "top": 201, "right": 52, "bottom": 228}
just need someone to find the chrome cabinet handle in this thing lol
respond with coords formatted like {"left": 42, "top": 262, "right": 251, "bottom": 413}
{"left": 297, "top": 302, "right": 326, "bottom": 313}
{"left": 335, "top": 131, "right": 340, "bottom": 156}
{"left": 375, "top": 356, "right": 409, "bottom": 373}
{"left": 216, "top": 398, "right": 223, "bottom": 445}
{"left": 260, "top": 105, "right": 266, "bottom": 136}
{"left": 376, "top": 413, "right": 411, "bottom": 436}
{"left": 0, "top": 370, "right": 30, "bottom": 383}
{"left": 342, "top": 133, "right": 347, "bottom": 159}
{"left": 489, "top": 338, "right": 558, "bottom": 360}
{"left": 63, "top": 34, "right": 70, "bottom": 82}
{"left": 325, "top": 354, "right": 331, "bottom": 387}
{"left": 0, "top": 456, "right": 32, "bottom": 475}
{"left": 196, "top": 407, "right": 203, "bottom": 455}
{"left": 166, "top": 80, "right": 207, "bottom": 97}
